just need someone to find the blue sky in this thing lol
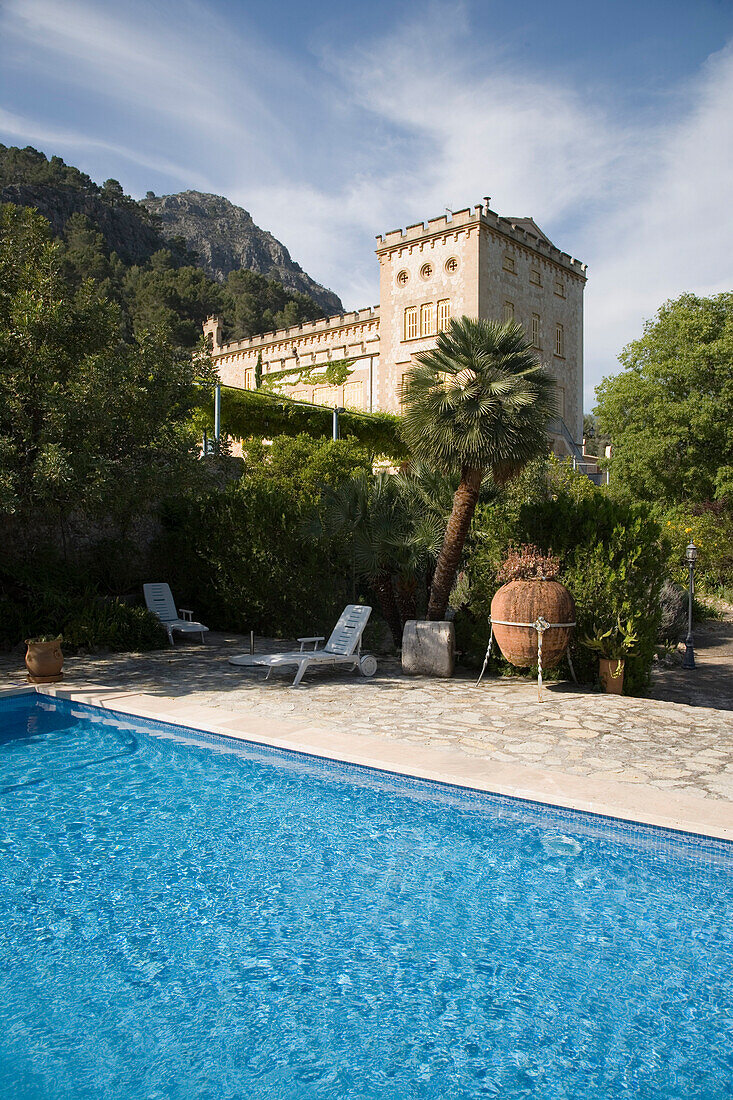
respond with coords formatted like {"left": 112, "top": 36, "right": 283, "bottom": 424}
{"left": 2, "top": 0, "right": 733, "bottom": 408}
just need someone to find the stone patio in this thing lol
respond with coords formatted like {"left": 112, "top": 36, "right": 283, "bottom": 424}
{"left": 3, "top": 625, "right": 732, "bottom": 837}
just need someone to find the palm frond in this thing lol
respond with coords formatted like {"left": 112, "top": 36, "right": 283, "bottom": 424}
{"left": 400, "top": 316, "right": 557, "bottom": 475}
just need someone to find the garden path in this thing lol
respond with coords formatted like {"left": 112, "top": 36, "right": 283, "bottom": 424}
{"left": 651, "top": 607, "right": 733, "bottom": 711}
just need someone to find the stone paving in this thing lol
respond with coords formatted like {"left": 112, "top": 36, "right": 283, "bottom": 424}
{"left": 3, "top": 629, "right": 732, "bottom": 806}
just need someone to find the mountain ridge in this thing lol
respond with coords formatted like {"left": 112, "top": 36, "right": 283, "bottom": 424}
{"left": 141, "top": 190, "right": 342, "bottom": 315}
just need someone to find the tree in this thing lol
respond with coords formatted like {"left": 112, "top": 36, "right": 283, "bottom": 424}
{"left": 0, "top": 203, "right": 211, "bottom": 531}
{"left": 595, "top": 293, "right": 733, "bottom": 504}
{"left": 400, "top": 316, "right": 556, "bottom": 620}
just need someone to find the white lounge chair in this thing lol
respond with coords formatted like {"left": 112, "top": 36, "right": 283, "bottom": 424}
{"left": 229, "top": 604, "right": 377, "bottom": 687}
{"left": 144, "top": 583, "right": 209, "bottom": 646}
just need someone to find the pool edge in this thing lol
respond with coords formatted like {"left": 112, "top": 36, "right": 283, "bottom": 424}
{"left": 6, "top": 684, "right": 733, "bottom": 843}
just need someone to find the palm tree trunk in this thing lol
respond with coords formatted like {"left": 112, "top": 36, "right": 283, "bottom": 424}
{"left": 427, "top": 466, "right": 482, "bottom": 621}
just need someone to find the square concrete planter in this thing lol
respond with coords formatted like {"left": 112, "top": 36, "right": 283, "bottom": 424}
{"left": 401, "top": 620, "right": 455, "bottom": 678}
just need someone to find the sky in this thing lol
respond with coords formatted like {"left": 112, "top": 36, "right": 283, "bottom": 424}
{"left": 2, "top": 0, "right": 733, "bottom": 409}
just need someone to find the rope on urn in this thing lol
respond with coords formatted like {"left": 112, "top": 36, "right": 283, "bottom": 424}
{"left": 474, "top": 545, "right": 576, "bottom": 700}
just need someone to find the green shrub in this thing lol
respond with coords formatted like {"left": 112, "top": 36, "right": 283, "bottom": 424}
{"left": 656, "top": 503, "right": 733, "bottom": 596}
{"left": 456, "top": 460, "right": 667, "bottom": 694}
{"left": 0, "top": 566, "right": 166, "bottom": 652}
{"left": 152, "top": 437, "right": 369, "bottom": 638}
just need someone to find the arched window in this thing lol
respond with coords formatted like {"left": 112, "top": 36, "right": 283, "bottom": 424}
{"left": 404, "top": 306, "right": 418, "bottom": 340}
{"left": 420, "top": 302, "right": 436, "bottom": 337}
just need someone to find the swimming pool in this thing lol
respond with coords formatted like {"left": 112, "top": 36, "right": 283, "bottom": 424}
{"left": 0, "top": 693, "right": 731, "bottom": 1098}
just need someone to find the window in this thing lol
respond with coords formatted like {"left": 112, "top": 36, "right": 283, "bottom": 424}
{"left": 554, "top": 279, "right": 566, "bottom": 298}
{"left": 420, "top": 262, "right": 433, "bottom": 280}
{"left": 244, "top": 369, "right": 253, "bottom": 389}
{"left": 404, "top": 306, "right": 418, "bottom": 340}
{"left": 444, "top": 256, "right": 459, "bottom": 274}
{"left": 504, "top": 301, "right": 515, "bottom": 323}
{"left": 530, "top": 268, "right": 542, "bottom": 286}
{"left": 555, "top": 323, "right": 564, "bottom": 357}
{"left": 531, "top": 314, "right": 540, "bottom": 347}
{"left": 343, "top": 381, "right": 365, "bottom": 409}
{"left": 437, "top": 299, "right": 451, "bottom": 331}
{"left": 420, "top": 302, "right": 436, "bottom": 337}
{"left": 502, "top": 253, "right": 516, "bottom": 273}
{"left": 396, "top": 270, "right": 409, "bottom": 287}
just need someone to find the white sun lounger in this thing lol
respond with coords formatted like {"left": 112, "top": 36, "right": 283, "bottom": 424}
{"left": 229, "top": 604, "right": 377, "bottom": 686}
{"left": 144, "top": 583, "right": 209, "bottom": 646}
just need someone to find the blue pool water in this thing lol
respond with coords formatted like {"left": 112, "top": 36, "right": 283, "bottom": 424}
{"left": 0, "top": 695, "right": 731, "bottom": 1099}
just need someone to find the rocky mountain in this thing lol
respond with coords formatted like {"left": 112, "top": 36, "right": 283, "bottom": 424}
{"left": 141, "top": 191, "right": 342, "bottom": 316}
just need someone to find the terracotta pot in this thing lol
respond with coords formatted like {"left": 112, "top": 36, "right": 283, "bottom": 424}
{"left": 25, "top": 640, "right": 64, "bottom": 683}
{"left": 599, "top": 657, "right": 624, "bottom": 694}
{"left": 491, "top": 579, "right": 575, "bottom": 669}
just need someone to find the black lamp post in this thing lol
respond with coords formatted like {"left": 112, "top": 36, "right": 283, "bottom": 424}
{"left": 682, "top": 540, "right": 697, "bottom": 669}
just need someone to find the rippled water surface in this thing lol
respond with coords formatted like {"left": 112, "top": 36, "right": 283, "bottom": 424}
{"left": 0, "top": 694, "right": 731, "bottom": 1099}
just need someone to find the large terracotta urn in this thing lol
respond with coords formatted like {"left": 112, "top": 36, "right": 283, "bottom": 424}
{"left": 25, "top": 639, "right": 64, "bottom": 683}
{"left": 491, "top": 580, "right": 575, "bottom": 669}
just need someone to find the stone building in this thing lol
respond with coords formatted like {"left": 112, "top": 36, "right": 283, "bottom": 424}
{"left": 204, "top": 198, "right": 587, "bottom": 448}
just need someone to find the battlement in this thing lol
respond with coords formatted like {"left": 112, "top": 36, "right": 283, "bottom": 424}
{"left": 375, "top": 200, "right": 587, "bottom": 277}
{"left": 376, "top": 206, "right": 481, "bottom": 249}
{"left": 214, "top": 305, "right": 380, "bottom": 355}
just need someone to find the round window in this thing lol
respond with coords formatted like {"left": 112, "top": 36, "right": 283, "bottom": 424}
{"left": 396, "top": 270, "right": 409, "bottom": 287}
{"left": 420, "top": 262, "right": 433, "bottom": 280}
{"left": 445, "top": 256, "right": 459, "bottom": 274}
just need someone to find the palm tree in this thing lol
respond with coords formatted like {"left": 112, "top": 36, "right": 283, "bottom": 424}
{"left": 400, "top": 316, "right": 557, "bottom": 620}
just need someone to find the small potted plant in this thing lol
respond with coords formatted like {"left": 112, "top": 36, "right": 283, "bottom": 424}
{"left": 582, "top": 619, "right": 637, "bottom": 694}
{"left": 24, "top": 635, "right": 64, "bottom": 683}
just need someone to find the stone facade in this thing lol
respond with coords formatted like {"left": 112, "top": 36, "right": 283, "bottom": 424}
{"left": 204, "top": 199, "right": 587, "bottom": 446}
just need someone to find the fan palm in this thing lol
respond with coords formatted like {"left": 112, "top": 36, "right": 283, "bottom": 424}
{"left": 400, "top": 316, "right": 557, "bottom": 620}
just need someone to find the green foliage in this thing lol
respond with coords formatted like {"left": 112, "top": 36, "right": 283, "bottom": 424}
{"left": 400, "top": 315, "right": 558, "bottom": 618}
{"left": 200, "top": 386, "right": 407, "bottom": 460}
{"left": 0, "top": 552, "right": 165, "bottom": 652}
{"left": 240, "top": 434, "right": 373, "bottom": 500}
{"left": 123, "top": 251, "right": 225, "bottom": 346}
{"left": 0, "top": 204, "right": 208, "bottom": 520}
{"left": 655, "top": 503, "right": 733, "bottom": 595}
{"left": 456, "top": 458, "right": 666, "bottom": 694}
{"left": 582, "top": 619, "right": 638, "bottom": 660}
{"left": 595, "top": 293, "right": 733, "bottom": 503}
{"left": 153, "top": 438, "right": 370, "bottom": 638}
{"left": 305, "top": 469, "right": 446, "bottom": 644}
{"left": 222, "top": 269, "right": 324, "bottom": 342}
{"left": 283, "top": 358, "right": 353, "bottom": 389}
